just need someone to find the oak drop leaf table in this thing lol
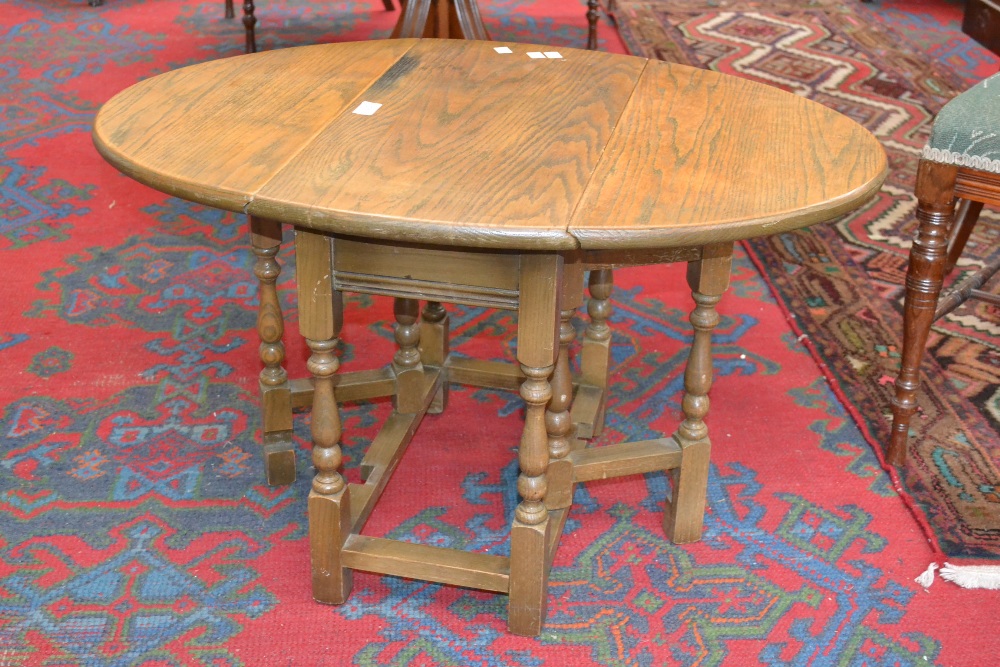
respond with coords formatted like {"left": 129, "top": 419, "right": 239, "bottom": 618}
{"left": 93, "top": 38, "right": 887, "bottom": 635}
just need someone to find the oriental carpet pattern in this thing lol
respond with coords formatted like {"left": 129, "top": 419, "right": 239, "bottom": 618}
{"left": 1, "top": 1, "right": 998, "bottom": 665}
{"left": 612, "top": 0, "right": 1000, "bottom": 559}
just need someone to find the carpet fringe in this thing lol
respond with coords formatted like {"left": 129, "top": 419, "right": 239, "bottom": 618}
{"left": 915, "top": 562, "right": 938, "bottom": 589}
{"left": 940, "top": 563, "right": 1000, "bottom": 590}
{"left": 916, "top": 562, "right": 1000, "bottom": 590}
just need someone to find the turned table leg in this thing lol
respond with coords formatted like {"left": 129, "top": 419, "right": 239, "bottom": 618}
{"left": 508, "top": 253, "right": 562, "bottom": 636}
{"left": 419, "top": 301, "right": 449, "bottom": 414}
{"left": 251, "top": 216, "right": 295, "bottom": 486}
{"left": 296, "top": 230, "right": 353, "bottom": 604}
{"left": 580, "top": 268, "right": 613, "bottom": 438}
{"left": 544, "top": 308, "right": 578, "bottom": 512}
{"left": 888, "top": 161, "right": 958, "bottom": 466}
{"left": 666, "top": 243, "right": 732, "bottom": 544}
{"left": 392, "top": 297, "right": 426, "bottom": 415}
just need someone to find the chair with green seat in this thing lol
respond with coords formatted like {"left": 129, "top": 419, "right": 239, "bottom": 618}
{"left": 888, "top": 72, "right": 1000, "bottom": 466}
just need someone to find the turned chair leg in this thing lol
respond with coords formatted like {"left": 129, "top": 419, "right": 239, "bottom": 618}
{"left": 944, "top": 198, "right": 984, "bottom": 272}
{"left": 251, "top": 217, "right": 296, "bottom": 485}
{"left": 225, "top": 0, "right": 234, "bottom": 19}
{"left": 888, "top": 161, "right": 959, "bottom": 466}
{"left": 666, "top": 243, "right": 732, "bottom": 544}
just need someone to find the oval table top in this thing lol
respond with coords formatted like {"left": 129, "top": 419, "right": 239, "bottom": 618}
{"left": 93, "top": 38, "right": 887, "bottom": 251}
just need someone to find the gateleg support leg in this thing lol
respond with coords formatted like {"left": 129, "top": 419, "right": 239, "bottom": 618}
{"left": 251, "top": 216, "right": 295, "bottom": 486}
{"left": 392, "top": 297, "right": 426, "bottom": 415}
{"left": 547, "top": 259, "right": 584, "bottom": 511}
{"left": 665, "top": 242, "right": 732, "bottom": 544}
{"left": 419, "top": 301, "right": 449, "bottom": 414}
{"left": 578, "top": 268, "right": 613, "bottom": 439}
{"left": 297, "top": 228, "right": 353, "bottom": 604}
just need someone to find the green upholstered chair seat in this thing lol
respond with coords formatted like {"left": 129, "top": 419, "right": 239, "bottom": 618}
{"left": 923, "top": 72, "right": 1000, "bottom": 174}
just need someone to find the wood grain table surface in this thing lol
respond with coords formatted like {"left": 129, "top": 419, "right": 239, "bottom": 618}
{"left": 94, "top": 38, "right": 887, "bottom": 252}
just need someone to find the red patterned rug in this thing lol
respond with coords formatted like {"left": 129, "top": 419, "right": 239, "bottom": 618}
{"left": 3, "top": 0, "right": 1000, "bottom": 665}
{"left": 611, "top": 0, "right": 1000, "bottom": 560}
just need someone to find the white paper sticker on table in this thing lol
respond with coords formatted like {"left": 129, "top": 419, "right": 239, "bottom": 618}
{"left": 494, "top": 46, "right": 513, "bottom": 54}
{"left": 543, "top": 52, "right": 563, "bottom": 59}
{"left": 526, "top": 51, "right": 545, "bottom": 59}
{"left": 352, "top": 101, "right": 382, "bottom": 116}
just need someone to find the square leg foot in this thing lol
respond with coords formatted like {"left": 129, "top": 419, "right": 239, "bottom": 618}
{"left": 264, "top": 440, "right": 296, "bottom": 486}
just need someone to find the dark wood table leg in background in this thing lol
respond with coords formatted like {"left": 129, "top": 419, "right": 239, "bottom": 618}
{"left": 665, "top": 242, "right": 732, "bottom": 544}
{"left": 242, "top": 0, "right": 257, "bottom": 53}
{"left": 587, "top": 0, "right": 600, "bottom": 49}
{"left": 392, "top": 0, "right": 490, "bottom": 40}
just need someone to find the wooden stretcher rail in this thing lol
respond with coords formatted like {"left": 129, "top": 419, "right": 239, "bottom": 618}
{"left": 342, "top": 535, "right": 511, "bottom": 592}
{"left": 570, "top": 438, "right": 683, "bottom": 482}
{"left": 289, "top": 368, "right": 397, "bottom": 409}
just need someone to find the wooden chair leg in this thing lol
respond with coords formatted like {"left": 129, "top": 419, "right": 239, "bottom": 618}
{"left": 296, "top": 230, "right": 353, "bottom": 604}
{"left": 225, "top": 0, "right": 234, "bottom": 19}
{"left": 944, "top": 198, "right": 984, "bottom": 272}
{"left": 888, "top": 161, "right": 959, "bottom": 466}
{"left": 383, "top": 0, "right": 396, "bottom": 10}
{"left": 251, "top": 217, "right": 296, "bottom": 486}
{"left": 665, "top": 243, "right": 732, "bottom": 544}
{"left": 508, "top": 254, "right": 561, "bottom": 636}
{"left": 242, "top": 0, "right": 257, "bottom": 54}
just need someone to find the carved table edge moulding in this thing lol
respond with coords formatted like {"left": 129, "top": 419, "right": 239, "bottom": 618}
{"left": 92, "top": 39, "right": 887, "bottom": 635}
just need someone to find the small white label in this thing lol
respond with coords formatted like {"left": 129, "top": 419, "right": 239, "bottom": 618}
{"left": 543, "top": 51, "right": 563, "bottom": 59}
{"left": 494, "top": 46, "right": 513, "bottom": 54}
{"left": 352, "top": 101, "right": 382, "bottom": 116}
{"left": 526, "top": 51, "right": 545, "bottom": 59}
